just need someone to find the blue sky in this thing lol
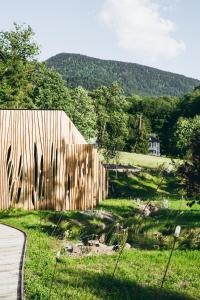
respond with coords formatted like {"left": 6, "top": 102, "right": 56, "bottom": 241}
{"left": 1, "top": 0, "right": 200, "bottom": 79}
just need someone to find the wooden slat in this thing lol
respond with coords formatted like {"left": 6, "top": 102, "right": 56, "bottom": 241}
{"left": 0, "top": 110, "right": 107, "bottom": 211}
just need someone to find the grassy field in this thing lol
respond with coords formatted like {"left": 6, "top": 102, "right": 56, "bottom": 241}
{"left": 0, "top": 169, "right": 200, "bottom": 300}
{"left": 106, "top": 151, "right": 178, "bottom": 169}
{"left": 108, "top": 167, "right": 177, "bottom": 199}
{"left": 0, "top": 199, "right": 199, "bottom": 300}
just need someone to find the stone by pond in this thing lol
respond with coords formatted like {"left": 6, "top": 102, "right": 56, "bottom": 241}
{"left": 63, "top": 240, "right": 132, "bottom": 257}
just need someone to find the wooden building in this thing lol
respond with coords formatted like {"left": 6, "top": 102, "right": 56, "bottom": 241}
{"left": 0, "top": 110, "right": 108, "bottom": 211}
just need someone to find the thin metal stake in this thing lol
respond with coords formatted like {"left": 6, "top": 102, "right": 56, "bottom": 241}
{"left": 160, "top": 237, "right": 177, "bottom": 289}
{"left": 112, "top": 231, "right": 128, "bottom": 278}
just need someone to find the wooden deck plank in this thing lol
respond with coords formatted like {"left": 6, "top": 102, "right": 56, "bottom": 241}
{"left": 0, "top": 224, "right": 26, "bottom": 300}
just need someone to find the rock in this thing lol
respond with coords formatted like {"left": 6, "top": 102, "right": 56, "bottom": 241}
{"left": 72, "top": 245, "right": 82, "bottom": 255}
{"left": 88, "top": 239, "right": 100, "bottom": 247}
{"left": 149, "top": 204, "right": 159, "bottom": 213}
{"left": 75, "top": 242, "right": 84, "bottom": 248}
{"left": 80, "top": 246, "right": 91, "bottom": 255}
{"left": 64, "top": 244, "right": 73, "bottom": 253}
{"left": 98, "top": 243, "right": 108, "bottom": 248}
{"left": 99, "top": 233, "right": 106, "bottom": 243}
{"left": 81, "top": 210, "right": 115, "bottom": 222}
{"left": 153, "top": 245, "right": 160, "bottom": 250}
{"left": 63, "top": 239, "right": 122, "bottom": 257}
{"left": 95, "top": 210, "right": 115, "bottom": 222}
{"left": 124, "top": 243, "right": 131, "bottom": 249}
{"left": 90, "top": 244, "right": 113, "bottom": 255}
{"left": 112, "top": 244, "right": 120, "bottom": 251}
{"left": 98, "top": 223, "right": 106, "bottom": 230}
{"left": 139, "top": 203, "right": 159, "bottom": 217}
{"left": 142, "top": 208, "right": 151, "bottom": 217}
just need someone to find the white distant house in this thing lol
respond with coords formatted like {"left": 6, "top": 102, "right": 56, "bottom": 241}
{"left": 148, "top": 134, "right": 160, "bottom": 156}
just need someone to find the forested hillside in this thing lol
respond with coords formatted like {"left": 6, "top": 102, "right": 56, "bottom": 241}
{"left": 46, "top": 53, "right": 200, "bottom": 96}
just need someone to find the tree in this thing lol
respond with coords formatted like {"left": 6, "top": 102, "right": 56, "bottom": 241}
{"left": 0, "top": 23, "right": 39, "bottom": 61}
{"left": 91, "top": 83, "right": 128, "bottom": 159}
{"left": 177, "top": 130, "right": 200, "bottom": 204}
{"left": 0, "top": 23, "right": 98, "bottom": 143}
{"left": 0, "top": 24, "right": 99, "bottom": 143}
{"left": 174, "top": 116, "right": 200, "bottom": 157}
{"left": 69, "top": 86, "right": 96, "bottom": 141}
{"left": 32, "top": 63, "right": 71, "bottom": 111}
{"left": 126, "top": 114, "right": 150, "bottom": 154}
{"left": 0, "top": 23, "right": 39, "bottom": 108}
{"left": 178, "top": 86, "right": 200, "bottom": 118}
{"left": 127, "top": 95, "right": 179, "bottom": 155}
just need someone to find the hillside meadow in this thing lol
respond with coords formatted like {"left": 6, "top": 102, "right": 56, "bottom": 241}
{"left": 104, "top": 151, "right": 178, "bottom": 169}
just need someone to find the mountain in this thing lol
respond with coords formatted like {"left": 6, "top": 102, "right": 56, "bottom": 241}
{"left": 46, "top": 53, "right": 200, "bottom": 96}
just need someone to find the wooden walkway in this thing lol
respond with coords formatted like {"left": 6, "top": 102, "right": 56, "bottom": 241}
{"left": 0, "top": 224, "right": 26, "bottom": 300}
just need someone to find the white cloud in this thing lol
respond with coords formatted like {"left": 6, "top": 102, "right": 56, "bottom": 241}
{"left": 99, "top": 0, "right": 185, "bottom": 59}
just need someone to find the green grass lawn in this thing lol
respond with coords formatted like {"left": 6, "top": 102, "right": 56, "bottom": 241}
{"left": 0, "top": 166, "right": 199, "bottom": 300}
{"left": 0, "top": 196, "right": 200, "bottom": 300}
{"left": 106, "top": 151, "right": 178, "bottom": 169}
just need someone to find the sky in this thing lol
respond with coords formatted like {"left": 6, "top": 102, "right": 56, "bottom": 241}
{"left": 1, "top": 0, "right": 200, "bottom": 79}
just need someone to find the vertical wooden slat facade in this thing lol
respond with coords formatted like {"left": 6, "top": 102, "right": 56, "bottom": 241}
{"left": 0, "top": 110, "right": 108, "bottom": 211}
